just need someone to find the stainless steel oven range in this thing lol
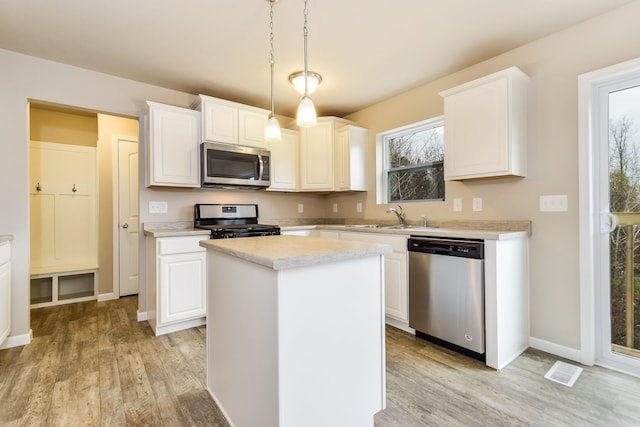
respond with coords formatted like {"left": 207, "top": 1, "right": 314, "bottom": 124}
{"left": 194, "top": 203, "right": 280, "bottom": 239}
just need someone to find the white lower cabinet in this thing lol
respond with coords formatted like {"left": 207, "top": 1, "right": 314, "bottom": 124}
{"left": 329, "top": 231, "right": 409, "bottom": 329}
{"left": 0, "top": 241, "right": 11, "bottom": 346}
{"left": 147, "top": 235, "right": 207, "bottom": 335}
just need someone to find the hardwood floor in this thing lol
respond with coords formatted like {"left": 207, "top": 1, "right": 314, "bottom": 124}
{"left": 1, "top": 296, "right": 639, "bottom": 426}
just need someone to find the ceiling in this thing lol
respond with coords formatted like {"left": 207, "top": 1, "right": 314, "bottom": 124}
{"left": 0, "top": 0, "right": 634, "bottom": 118}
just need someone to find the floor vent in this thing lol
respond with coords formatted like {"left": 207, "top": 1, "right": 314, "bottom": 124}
{"left": 544, "top": 361, "right": 583, "bottom": 387}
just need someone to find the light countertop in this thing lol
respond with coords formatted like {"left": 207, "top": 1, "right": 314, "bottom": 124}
{"left": 143, "top": 222, "right": 210, "bottom": 238}
{"left": 308, "top": 225, "right": 528, "bottom": 241}
{"left": 0, "top": 235, "right": 13, "bottom": 243}
{"left": 200, "top": 235, "right": 391, "bottom": 270}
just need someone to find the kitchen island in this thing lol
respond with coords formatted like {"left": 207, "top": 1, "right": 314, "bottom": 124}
{"left": 200, "top": 235, "right": 391, "bottom": 427}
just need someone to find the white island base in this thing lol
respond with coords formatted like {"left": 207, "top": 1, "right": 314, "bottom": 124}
{"left": 201, "top": 236, "right": 389, "bottom": 427}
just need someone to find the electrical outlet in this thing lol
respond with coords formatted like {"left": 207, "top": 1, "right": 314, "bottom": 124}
{"left": 297, "top": 203, "right": 304, "bottom": 214}
{"left": 333, "top": 203, "right": 338, "bottom": 213}
{"left": 149, "top": 201, "right": 168, "bottom": 214}
{"left": 453, "top": 198, "right": 462, "bottom": 212}
{"left": 473, "top": 198, "right": 483, "bottom": 212}
{"left": 540, "top": 195, "right": 568, "bottom": 212}
{"left": 356, "top": 202, "right": 363, "bottom": 213}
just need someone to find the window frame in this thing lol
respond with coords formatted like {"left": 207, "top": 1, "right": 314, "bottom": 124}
{"left": 376, "top": 116, "right": 445, "bottom": 204}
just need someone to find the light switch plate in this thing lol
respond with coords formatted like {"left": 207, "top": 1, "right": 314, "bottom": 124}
{"left": 333, "top": 203, "right": 338, "bottom": 213}
{"left": 149, "top": 201, "right": 168, "bottom": 214}
{"left": 453, "top": 198, "right": 462, "bottom": 212}
{"left": 297, "top": 203, "right": 304, "bottom": 214}
{"left": 356, "top": 202, "right": 363, "bottom": 213}
{"left": 473, "top": 198, "right": 483, "bottom": 212}
{"left": 540, "top": 195, "right": 568, "bottom": 212}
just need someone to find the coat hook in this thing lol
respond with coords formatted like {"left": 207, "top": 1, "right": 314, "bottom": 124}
{"left": 72, "top": 184, "right": 77, "bottom": 193}
{"left": 36, "top": 182, "right": 41, "bottom": 192}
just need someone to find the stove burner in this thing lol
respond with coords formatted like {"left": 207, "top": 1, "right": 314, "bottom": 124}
{"left": 194, "top": 203, "right": 280, "bottom": 239}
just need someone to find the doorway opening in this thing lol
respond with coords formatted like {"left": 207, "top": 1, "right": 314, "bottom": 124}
{"left": 28, "top": 102, "right": 139, "bottom": 308}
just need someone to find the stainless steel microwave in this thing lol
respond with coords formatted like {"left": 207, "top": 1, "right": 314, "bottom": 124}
{"left": 200, "top": 142, "right": 271, "bottom": 189}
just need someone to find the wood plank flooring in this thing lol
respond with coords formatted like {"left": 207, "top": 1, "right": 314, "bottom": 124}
{"left": 1, "top": 296, "right": 639, "bottom": 426}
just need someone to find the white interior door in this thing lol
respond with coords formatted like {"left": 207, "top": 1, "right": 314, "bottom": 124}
{"left": 118, "top": 139, "right": 139, "bottom": 296}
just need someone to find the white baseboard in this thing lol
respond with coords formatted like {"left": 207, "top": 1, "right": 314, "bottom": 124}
{"left": 529, "top": 336, "right": 583, "bottom": 364}
{"left": 385, "top": 316, "right": 415, "bottom": 334}
{"left": 98, "top": 292, "right": 118, "bottom": 302}
{"left": 0, "top": 329, "right": 33, "bottom": 349}
{"left": 137, "top": 311, "right": 148, "bottom": 322}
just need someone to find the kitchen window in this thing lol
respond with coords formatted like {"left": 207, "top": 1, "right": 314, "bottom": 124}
{"left": 376, "top": 117, "right": 445, "bottom": 203}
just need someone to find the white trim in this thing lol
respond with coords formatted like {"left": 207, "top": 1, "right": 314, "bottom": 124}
{"left": 98, "top": 292, "right": 118, "bottom": 302}
{"left": 0, "top": 329, "right": 33, "bottom": 349}
{"left": 137, "top": 310, "right": 148, "bottom": 322}
{"left": 578, "top": 56, "right": 640, "bottom": 370}
{"left": 385, "top": 316, "right": 414, "bottom": 334}
{"left": 529, "top": 337, "right": 583, "bottom": 364}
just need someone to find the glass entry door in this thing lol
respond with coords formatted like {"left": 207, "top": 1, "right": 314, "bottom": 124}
{"left": 599, "top": 78, "right": 640, "bottom": 373}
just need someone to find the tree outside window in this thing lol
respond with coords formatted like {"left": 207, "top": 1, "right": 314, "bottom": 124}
{"left": 383, "top": 118, "right": 445, "bottom": 202}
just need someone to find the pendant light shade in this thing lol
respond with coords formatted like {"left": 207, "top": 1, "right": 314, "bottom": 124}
{"left": 265, "top": 0, "right": 281, "bottom": 141}
{"left": 265, "top": 115, "right": 282, "bottom": 141}
{"left": 296, "top": 95, "right": 317, "bottom": 127}
{"left": 296, "top": 0, "right": 317, "bottom": 128}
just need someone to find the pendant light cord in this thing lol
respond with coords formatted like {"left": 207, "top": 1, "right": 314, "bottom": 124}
{"left": 303, "top": 0, "right": 309, "bottom": 96}
{"left": 269, "top": 0, "right": 276, "bottom": 117}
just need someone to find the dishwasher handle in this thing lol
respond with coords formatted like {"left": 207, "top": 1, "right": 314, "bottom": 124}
{"left": 408, "top": 237, "right": 484, "bottom": 259}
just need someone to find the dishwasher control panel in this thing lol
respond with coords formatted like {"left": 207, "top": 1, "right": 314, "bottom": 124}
{"left": 408, "top": 237, "right": 484, "bottom": 259}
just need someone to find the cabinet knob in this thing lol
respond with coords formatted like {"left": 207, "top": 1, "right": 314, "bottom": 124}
{"left": 72, "top": 184, "right": 77, "bottom": 193}
{"left": 122, "top": 223, "right": 129, "bottom": 229}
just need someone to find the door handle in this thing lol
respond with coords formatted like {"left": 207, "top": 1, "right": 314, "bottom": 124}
{"left": 600, "top": 211, "right": 618, "bottom": 234}
{"left": 122, "top": 223, "right": 129, "bottom": 229}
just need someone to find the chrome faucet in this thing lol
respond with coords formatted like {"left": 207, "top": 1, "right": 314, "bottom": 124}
{"left": 386, "top": 204, "right": 405, "bottom": 226}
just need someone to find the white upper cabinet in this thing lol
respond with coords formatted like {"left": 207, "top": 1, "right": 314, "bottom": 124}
{"left": 192, "top": 94, "right": 269, "bottom": 149}
{"left": 268, "top": 129, "right": 299, "bottom": 192}
{"left": 146, "top": 101, "right": 201, "bottom": 188}
{"left": 335, "top": 125, "right": 367, "bottom": 191}
{"left": 440, "top": 66, "right": 529, "bottom": 180}
{"left": 299, "top": 117, "right": 367, "bottom": 192}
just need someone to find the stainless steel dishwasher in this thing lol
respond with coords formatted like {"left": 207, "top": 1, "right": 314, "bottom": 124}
{"left": 408, "top": 236, "right": 485, "bottom": 361}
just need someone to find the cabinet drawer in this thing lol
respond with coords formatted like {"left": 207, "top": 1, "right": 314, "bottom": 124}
{"left": 158, "top": 236, "right": 207, "bottom": 255}
{"left": 0, "top": 241, "right": 10, "bottom": 264}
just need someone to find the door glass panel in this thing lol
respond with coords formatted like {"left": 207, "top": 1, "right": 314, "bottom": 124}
{"left": 609, "top": 85, "right": 640, "bottom": 357}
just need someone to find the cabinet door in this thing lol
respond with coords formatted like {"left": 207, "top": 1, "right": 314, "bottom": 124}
{"left": 0, "top": 243, "right": 10, "bottom": 345}
{"left": 148, "top": 102, "right": 201, "bottom": 187}
{"left": 238, "top": 109, "right": 268, "bottom": 149}
{"left": 268, "top": 129, "right": 298, "bottom": 191}
{"left": 300, "top": 121, "right": 334, "bottom": 190}
{"left": 384, "top": 252, "right": 408, "bottom": 321}
{"left": 202, "top": 101, "right": 237, "bottom": 144}
{"left": 158, "top": 252, "right": 207, "bottom": 325}
{"left": 55, "top": 194, "right": 93, "bottom": 266}
{"left": 444, "top": 77, "right": 509, "bottom": 179}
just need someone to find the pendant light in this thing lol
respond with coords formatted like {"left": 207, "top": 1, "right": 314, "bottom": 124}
{"left": 264, "top": 0, "right": 281, "bottom": 142}
{"left": 296, "top": 0, "right": 317, "bottom": 127}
